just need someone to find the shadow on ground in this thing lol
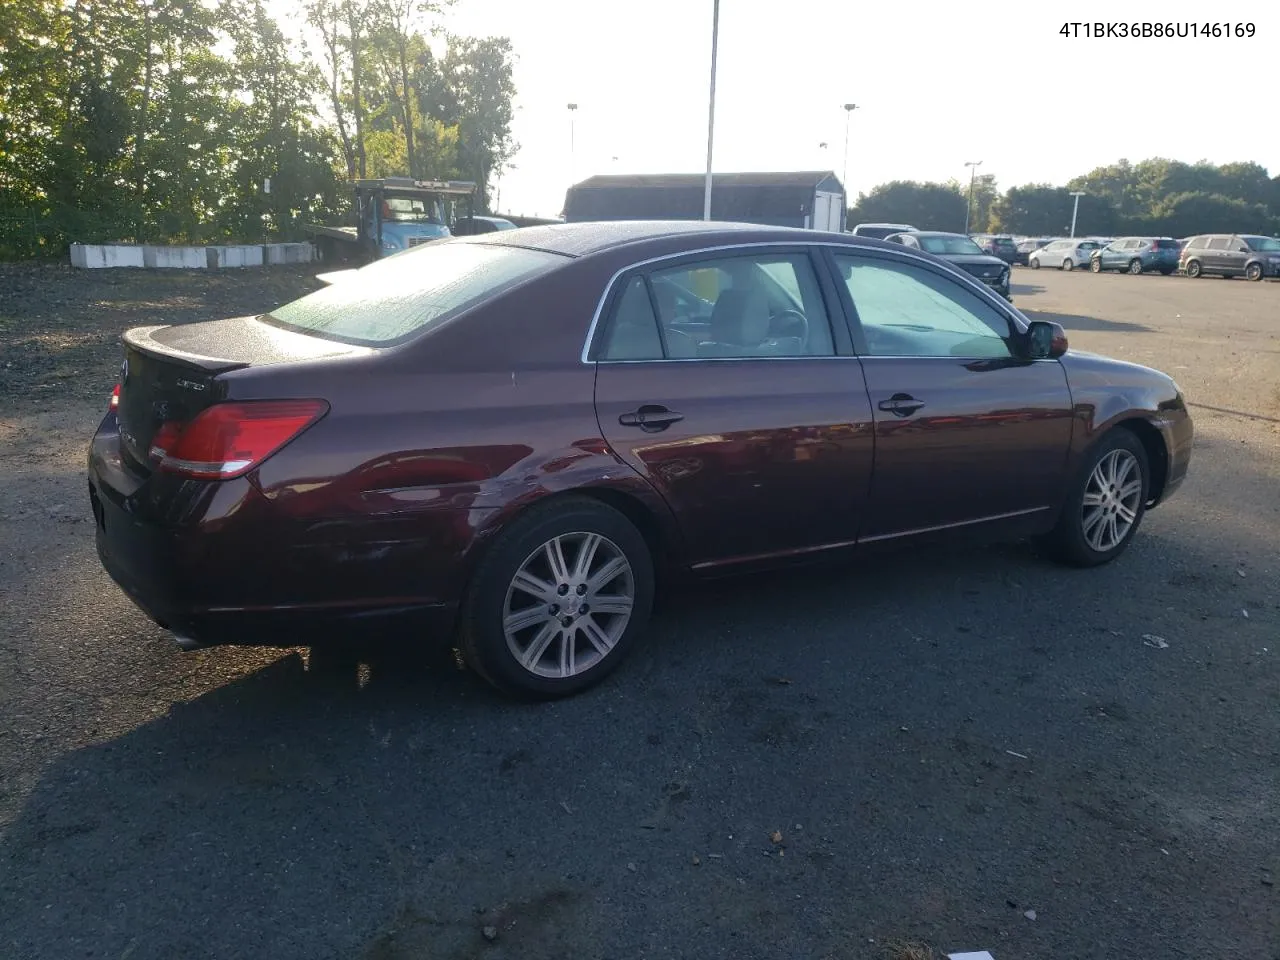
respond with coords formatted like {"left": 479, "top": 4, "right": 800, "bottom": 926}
{"left": 1022, "top": 308, "right": 1154, "bottom": 335}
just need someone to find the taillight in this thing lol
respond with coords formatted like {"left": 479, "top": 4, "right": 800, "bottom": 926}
{"left": 156, "top": 400, "right": 328, "bottom": 479}
{"left": 109, "top": 384, "right": 120, "bottom": 411}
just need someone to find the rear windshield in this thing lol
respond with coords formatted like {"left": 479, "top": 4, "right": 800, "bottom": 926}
{"left": 919, "top": 235, "right": 985, "bottom": 256}
{"left": 1151, "top": 239, "right": 1180, "bottom": 249}
{"left": 1244, "top": 236, "right": 1280, "bottom": 252}
{"left": 265, "top": 242, "right": 565, "bottom": 345}
{"left": 992, "top": 237, "right": 1016, "bottom": 248}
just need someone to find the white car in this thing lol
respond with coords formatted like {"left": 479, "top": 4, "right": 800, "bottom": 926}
{"left": 1029, "top": 238, "right": 1102, "bottom": 271}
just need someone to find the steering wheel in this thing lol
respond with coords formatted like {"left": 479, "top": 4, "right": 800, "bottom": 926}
{"left": 769, "top": 308, "right": 810, "bottom": 348}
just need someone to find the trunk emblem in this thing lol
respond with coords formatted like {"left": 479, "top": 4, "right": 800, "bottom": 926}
{"left": 176, "top": 379, "right": 206, "bottom": 392}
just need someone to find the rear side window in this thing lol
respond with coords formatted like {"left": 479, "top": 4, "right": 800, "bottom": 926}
{"left": 600, "top": 278, "right": 663, "bottom": 360}
{"left": 1185, "top": 236, "right": 1207, "bottom": 250}
{"left": 266, "top": 242, "right": 565, "bottom": 345}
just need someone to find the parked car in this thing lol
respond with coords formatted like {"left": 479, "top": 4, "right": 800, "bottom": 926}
{"left": 1029, "top": 238, "right": 1102, "bottom": 271}
{"left": 1179, "top": 234, "right": 1280, "bottom": 280}
{"left": 1013, "top": 237, "right": 1051, "bottom": 265}
{"left": 1089, "top": 237, "right": 1181, "bottom": 275}
{"left": 850, "top": 222, "right": 918, "bottom": 239}
{"left": 971, "top": 234, "right": 1018, "bottom": 265}
{"left": 452, "top": 215, "right": 519, "bottom": 236}
{"left": 88, "top": 221, "right": 1192, "bottom": 699}
{"left": 886, "top": 230, "right": 1011, "bottom": 300}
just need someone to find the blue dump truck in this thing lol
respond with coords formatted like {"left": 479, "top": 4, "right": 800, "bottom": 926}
{"left": 305, "top": 177, "right": 477, "bottom": 264}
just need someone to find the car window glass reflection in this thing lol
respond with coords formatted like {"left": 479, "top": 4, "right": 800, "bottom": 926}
{"left": 602, "top": 254, "right": 836, "bottom": 361}
{"left": 835, "top": 256, "right": 1013, "bottom": 360}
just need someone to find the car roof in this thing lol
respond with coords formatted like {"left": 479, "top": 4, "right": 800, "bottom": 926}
{"left": 904, "top": 231, "right": 969, "bottom": 239}
{"left": 461, "top": 219, "right": 904, "bottom": 258}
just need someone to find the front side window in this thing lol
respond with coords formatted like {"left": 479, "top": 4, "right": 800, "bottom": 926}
{"left": 1244, "top": 236, "right": 1280, "bottom": 252}
{"left": 835, "top": 255, "right": 1013, "bottom": 360}
{"left": 266, "top": 243, "right": 565, "bottom": 345}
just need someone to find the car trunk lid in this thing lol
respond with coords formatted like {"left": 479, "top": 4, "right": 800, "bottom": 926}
{"left": 116, "top": 315, "right": 367, "bottom": 473}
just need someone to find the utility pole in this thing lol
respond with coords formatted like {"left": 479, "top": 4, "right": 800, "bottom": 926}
{"left": 1069, "top": 190, "right": 1086, "bottom": 237}
{"left": 964, "top": 160, "right": 983, "bottom": 234}
{"left": 842, "top": 104, "right": 858, "bottom": 193}
{"left": 567, "top": 103, "right": 578, "bottom": 185}
{"left": 702, "top": 0, "right": 720, "bottom": 221}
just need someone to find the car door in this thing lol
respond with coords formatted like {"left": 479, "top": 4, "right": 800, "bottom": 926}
{"left": 826, "top": 249, "right": 1074, "bottom": 541}
{"left": 1204, "top": 236, "right": 1232, "bottom": 274}
{"left": 591, "top": 247, "right": 875, "bottom": 570}
{"left": 1227, "top": 236, "right": 1250, "bottom": 276}
{"left": 1040, "top": 241, "right": 1064, "bottom": 267}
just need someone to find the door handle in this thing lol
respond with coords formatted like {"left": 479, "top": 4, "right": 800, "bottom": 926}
{"left": 619, "top": 405, "right": 684, "bottom": 432}
{"left": 878, "top": 394, "right": 925, "bottom": 416}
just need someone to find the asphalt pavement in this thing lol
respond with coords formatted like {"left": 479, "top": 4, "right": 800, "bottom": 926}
{"left": 0, "top": 265, "right": 1276, "bottom": 960}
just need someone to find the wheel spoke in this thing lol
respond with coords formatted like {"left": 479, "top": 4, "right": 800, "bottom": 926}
{"left": 511, "top": 569, "right": 555, "bottom": 602}
{"left": 586, "top": 556, "right": 628, "bottom": 594}
{"left": 558, "top": 627, "right": 576, "bottom": 678}
{"left": 544, "top": 537, "right": 571, "bottom": 584}
{"left": 1103, "top": 513, "right": 1120, "bottom": 549}
{"left": 1087, "top": 463, "right": 1108, "bottom": 493}
{"left": 504, "top": 604, "right": 551, "bottom": 635}
{"left": 1113, "top": 454, "right": 1136, "bottom": 489}
{"left": 590, "top": 593, "right": 633, "bottom": 617}
{"left": 581, "top": 615, "right": 615, "bottom": 656}
{"left": 1082, "top": 490, "right": 1107, "bottom": 507}
{"left": 572, "top": 533, "right": 603, "bottom": 581}
{"left": 1119, "top": 478, "right": 1142, "bottom": 501}
{"left": 1082, "top": 507, "right": 1106, "bottom": 539}
{"left": 519, "top": 620, "right": 559, "bottom": 670}
{"left": 1116, "top": 502, "right": 1136, "bottom": 524}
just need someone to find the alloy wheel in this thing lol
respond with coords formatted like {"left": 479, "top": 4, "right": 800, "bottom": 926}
{"left": 1081, "top": 449, "right": 1143, "bottom": 552}
{"left": 503, "top": 532, "right": 635, "bottom": 679}
{"left": 1129, "top": 259, "right": 1143, "bottom": 275}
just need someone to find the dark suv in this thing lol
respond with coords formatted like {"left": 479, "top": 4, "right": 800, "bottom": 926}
{"left": 1089, "top": 237, "right": 1181, "bottom": 275}
{"left": 972, "top": 234, "right": 1018, "bottom": 265}
{"left": 1179, "top": 234, "right": 1280, "bottom": 280}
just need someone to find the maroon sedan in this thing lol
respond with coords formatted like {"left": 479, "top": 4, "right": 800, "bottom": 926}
{"left": 89, "top": 221, "right": 1193, "bottom": 698}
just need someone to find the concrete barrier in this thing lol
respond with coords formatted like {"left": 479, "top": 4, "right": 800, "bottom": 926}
{"left": 69, "top": 243, "right": 146, "bottom": 269}
{"left": 71, "top": 241, "right": 314, "bottom": 269}
{"left": 207, "top": 245, "right": 265, "bottom": 268}
{"left": 263, "top": 242, "right": 315, "bottom": 264}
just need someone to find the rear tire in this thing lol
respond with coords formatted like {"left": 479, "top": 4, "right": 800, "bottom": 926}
{"left": 1062, "top": 258, "right": 1074, "bottom": 271}
{"left": 457, "top": 497, "right": 655, "bottom": 699}
{"left": 1186, "top": 259, "right": 1202, "bottom": 278}
{"left": 1128, "top": 259, "right": 1143, "bottom": 275}
{"left": 1042, "top": 429, "right": 1150, "bottom": 568}
{"left": 1246, "top": 263, "right": 1263, "bottom": 281}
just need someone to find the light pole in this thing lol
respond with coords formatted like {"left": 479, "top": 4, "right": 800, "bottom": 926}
{"left": 841, "top": 103, "right": 858, "bottom": 191}
{"left": 1069, "top": 190, "right": 1086, "bottom": 238}
{"left": 702, "top": 0, "right": 720, "bottom": 221}
{"left": 963, "top": 160, "right": 983, "bottom": 234}
{"left": 567, "top": 103, "right": 578, "bottom": 184}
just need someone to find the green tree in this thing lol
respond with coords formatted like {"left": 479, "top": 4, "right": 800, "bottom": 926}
{"left": 847, "top": 180, "right": 967, "bottom": 232}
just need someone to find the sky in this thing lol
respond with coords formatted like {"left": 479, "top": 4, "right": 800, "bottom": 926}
{"left": 272, "top": 0, "right": 1279, "bottom": 218}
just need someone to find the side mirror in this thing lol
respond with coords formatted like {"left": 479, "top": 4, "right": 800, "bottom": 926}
{"left": 1026, "top": 320, "right": 1068, "bottom": 360}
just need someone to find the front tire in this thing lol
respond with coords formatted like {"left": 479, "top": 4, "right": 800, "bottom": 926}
{"left": 1029, "top": 257, "right": 1041, "bottom": 270}
{"left": 1090, "top": 258, "right": 1102, "bottom": 273}
{"left": 1246, "top": 263, "right": 1263, "bottom": 281}
{"left": 457, "top": 497, "right": 654, "bottom": 699}
{"left": 1043, "top": 429, "right": 1150, "bottom": 568}
{"left": 1062, "top": 258, "right": 1074, "bottom": 271}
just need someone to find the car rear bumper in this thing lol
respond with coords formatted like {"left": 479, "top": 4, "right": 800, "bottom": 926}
{"left": 88, "top": 413, "right": 470, "bottom": 649}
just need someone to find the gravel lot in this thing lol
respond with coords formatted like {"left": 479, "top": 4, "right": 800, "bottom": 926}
{"left": 1, "top": 262, "right": 1277, "bottom": 960}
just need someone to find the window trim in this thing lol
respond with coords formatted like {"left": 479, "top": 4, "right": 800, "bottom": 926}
{"left": 587, "top": 245, "right": 850, "bottom": 364}
{"left": 580, "top": 240, "right": 1028, "bottom": 364}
